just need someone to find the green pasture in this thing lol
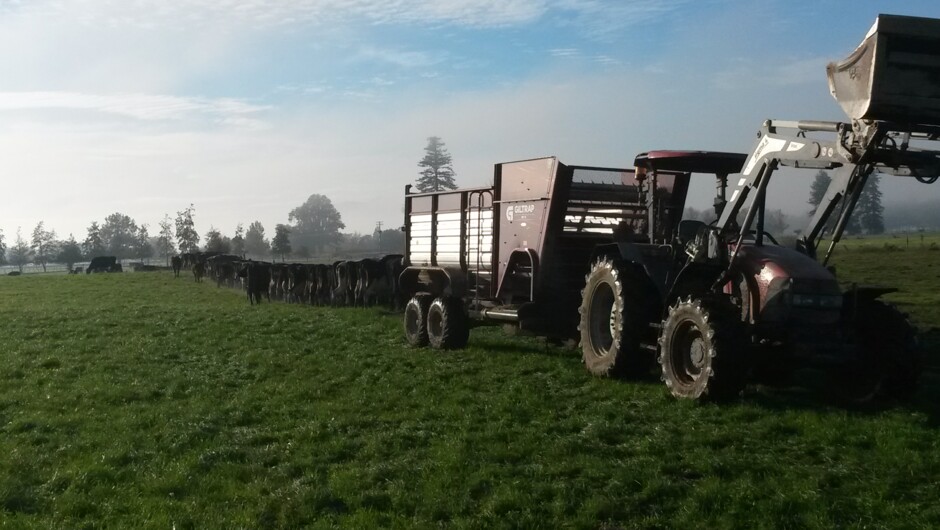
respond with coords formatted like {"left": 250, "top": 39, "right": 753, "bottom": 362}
{"left": 1, "top": 246, "right": 939, "bottom": 528}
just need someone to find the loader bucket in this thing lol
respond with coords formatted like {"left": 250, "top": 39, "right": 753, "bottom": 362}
{"left": 827, "top": 14, "right": 940, "bottom": 125}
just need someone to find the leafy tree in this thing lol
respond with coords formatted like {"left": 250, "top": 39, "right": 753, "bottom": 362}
{"left": 857, "top": 174, "right": 885, "bottom": 234}
{"left": 57, "top": 234, "right": 83, "bottom": 271}
{"left": 175, "top": 204, "right": 200, "bottom": 253}
{"left": 377, "top": 228, "right": 405, "bottom": 254}
{"left": 82, "top": 221, "right": 106, "bottom": 258}
{"left": 100, "top": 212, "right": 139, "bottom": 258}
{"left": 0, "top": 229, "right": 6, "bottom": 265}
{"left": 416, "top": 136, "right": 457, "bottom": 192}
{"left": 231, "top": 224, "right": 245, "bottom": 256}
{"left": 682, "top": 207, "right": 710, "bottom": 223}
{"left": 204, "top": 227, "right": 231, "bottom": 253}
{"left": 30, "top": 221, "right": 57, "bottom": 272}
{"left": 157, "top": 214, "right": 176, "bottom": 266}
{"left": 135, "top": 224, "right": 154, "bottom": 260}
{"left": 272, "top": 224, "right": 292, "bottom": 262}
{"left": 288, "top": 194, "right": 345, "bottom": 254}
{"left": 8, "top": 228, "right": 33, "bottom": 272}
{"left": 244, "top": 221, "right": 270, "bottom": 258}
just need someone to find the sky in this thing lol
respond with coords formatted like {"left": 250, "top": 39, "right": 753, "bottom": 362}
{"left": 1, "top": 0, "right": 939, "bottom": 244}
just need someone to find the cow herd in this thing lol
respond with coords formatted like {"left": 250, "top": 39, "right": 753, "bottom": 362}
{"left": 175, "top": 252, "right": 407, "bottom": 309}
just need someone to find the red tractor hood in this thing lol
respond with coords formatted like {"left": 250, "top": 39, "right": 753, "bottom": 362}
{"left": 735, "top": 244, "right": 842, "bottom": 321}
{"left": 737, "top": 244, "right": 836, "bottom": 285}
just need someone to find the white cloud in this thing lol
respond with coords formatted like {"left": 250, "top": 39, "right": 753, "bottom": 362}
{"left": 552, "top": 0, "right": 692, "bottom": 39}
{"left": 711, "top": 56, "right": 831, "bottom": 90}
{"left": 0, "top": 0, "right": 689, "bottom": 34}
{"left": 0, "top": 92, "right": 269, "bottom": 124}
{"left": 356, "top": 46, "right": 444, "bottom": 69}
{"left": 1, "top": 0, "right": 550, "bottom": 29}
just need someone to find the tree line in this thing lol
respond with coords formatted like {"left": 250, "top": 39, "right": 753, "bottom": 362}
{"left": 683, "top": 169, "right": 889, "bottom": 238}
{"left": 0, "top": 194, "right": 403, "bottom": 273}
{"left": 1, "top": 136, "right": 458, "bottom": 272}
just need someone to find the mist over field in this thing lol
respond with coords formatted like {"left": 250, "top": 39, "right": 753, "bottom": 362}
{"left": 2, "top": 0, "right": 940, "bottom": 242}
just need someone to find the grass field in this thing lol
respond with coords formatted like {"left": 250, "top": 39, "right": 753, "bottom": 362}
{"left": 1, "top": 245, "right": 939, "bottom": 528}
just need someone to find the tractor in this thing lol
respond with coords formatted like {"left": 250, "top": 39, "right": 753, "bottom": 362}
{"left": 582, "top": 13, "right": 938, "bottom": 400}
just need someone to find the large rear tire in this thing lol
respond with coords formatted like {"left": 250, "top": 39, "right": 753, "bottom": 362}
{"left": 659, "top": 297, "right": 748, "bottom": 401}
{"left": 579, "top": 257, "right": 651, "bottom": 377}
{"left": 403, "top": 294, "right": 433, "bottom": 347}
{"left": 427, "top": 296, "right": 470, "bottom": 350}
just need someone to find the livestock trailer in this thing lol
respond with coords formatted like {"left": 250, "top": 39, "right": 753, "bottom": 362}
{"left": 399, "top": 156, "right": 691, "bottom": 348}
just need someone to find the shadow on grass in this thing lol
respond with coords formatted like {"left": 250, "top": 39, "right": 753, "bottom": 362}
{"left": 471, "top": 337, "right": 575, "bottom": 358}
{"left": 741, "top": 327, "right": 940, "bottom": 425}
{"left": 487, "top": 324, "right": 940, "bottom": 423}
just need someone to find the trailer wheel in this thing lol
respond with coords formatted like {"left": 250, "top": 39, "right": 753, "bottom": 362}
{"left": 579, "top": 257, "right": 650, "bottom": 377}
{"left": 403, "top": 294, "right": 433, "bottom": 347}
{"left": 842, "top": 300, "right": 920, "bottom": 401}
{"left": 427, "top": 296, "right": 469, "bottom": 350}
{"left": 659, "top": 297, "right": 747, "bottom": 401}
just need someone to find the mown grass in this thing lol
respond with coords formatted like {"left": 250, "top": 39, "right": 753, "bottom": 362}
{"left": 1, "top": 252, "right": 939, "bottom": 528}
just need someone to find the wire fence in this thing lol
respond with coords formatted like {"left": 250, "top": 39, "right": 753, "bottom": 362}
{"left": 0, "top": 258, "right": 170, "bottom": 276}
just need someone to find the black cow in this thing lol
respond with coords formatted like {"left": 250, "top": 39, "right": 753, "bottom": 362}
{"left": 269, "top": 264, "right": 289, "bottom": 301}
{"left": 332, "top": 260, "right": 358, "bottom": 306}
{"left": 311, "top": 264, "right": 332, "bottom": 306}
{"left": 354, "top": 255, "right": 405, "bottom": 308}
{"left": 382, "top": 254, "right": 406, "bottom": 311}
{"left": 239, "top": 261, "right": 271, "bottom": 305}
{"left": 193, "top": 261, "right": 205, "bottom": 282}
{"left": 286, "top": 264, "right": 309, "bottom": 304}
{"left": 304, "top": 264, "right": 318, "bottom": 305}
{"left": 171, "top": 256, "right": 183, "bottom": 277}
{"left": 181, "top": 253, "right": 197, "bottom": 268}
{"left": 354, "top": 258, "right": 383, "bottom": 307}
{"left": 207, "top": 255, "right": 240, "bottom": 288}
{"left": 86, "top": 256, "right": 118, "bottom": 274}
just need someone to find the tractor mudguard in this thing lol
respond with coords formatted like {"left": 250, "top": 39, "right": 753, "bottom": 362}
{"left": 589, "top": 243, "right": 645, "bottom": 274}
{"left": 842, "top": 285, "right": 899, "bottom": 319}
{"left": 589, "top": 242, "right": 664, "bottom": 318}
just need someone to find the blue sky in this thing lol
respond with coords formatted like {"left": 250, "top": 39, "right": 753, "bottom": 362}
{"left": 1, "top": 0, "right": 939, "bottom": 244}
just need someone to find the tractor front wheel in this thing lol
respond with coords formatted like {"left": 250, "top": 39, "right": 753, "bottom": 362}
{"left": 659, "top": 297, "right": 748, "bottom": 401}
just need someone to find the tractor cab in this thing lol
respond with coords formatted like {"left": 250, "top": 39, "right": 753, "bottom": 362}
{"left": 633, "top": 150, "right": 751, "bottom": 250}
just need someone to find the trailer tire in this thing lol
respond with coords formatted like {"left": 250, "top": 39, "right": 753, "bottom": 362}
{"left": 659, "top": 297, "right": 747, "bottom": 401}
{"left": 579, "top": 257, "right": 651, "bottom": 377}
{"left": 427, "top": 296, "right": 469, "bottom": 350}
{"left": 403, "top": 294, "right": 433, "bottom": 347}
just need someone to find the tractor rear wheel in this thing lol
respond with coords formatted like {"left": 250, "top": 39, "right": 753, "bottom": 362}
{"left": 659, "top": 297, "right": 748, "bottom": 401}
{"left": 427, "top": 296, "right": 470, "bottom": 350}
{"left": 403, "top": 294, "right": 433, "bottom": 347}
{"left": 579, "top": 257, "right": 651, "bottom": 377}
